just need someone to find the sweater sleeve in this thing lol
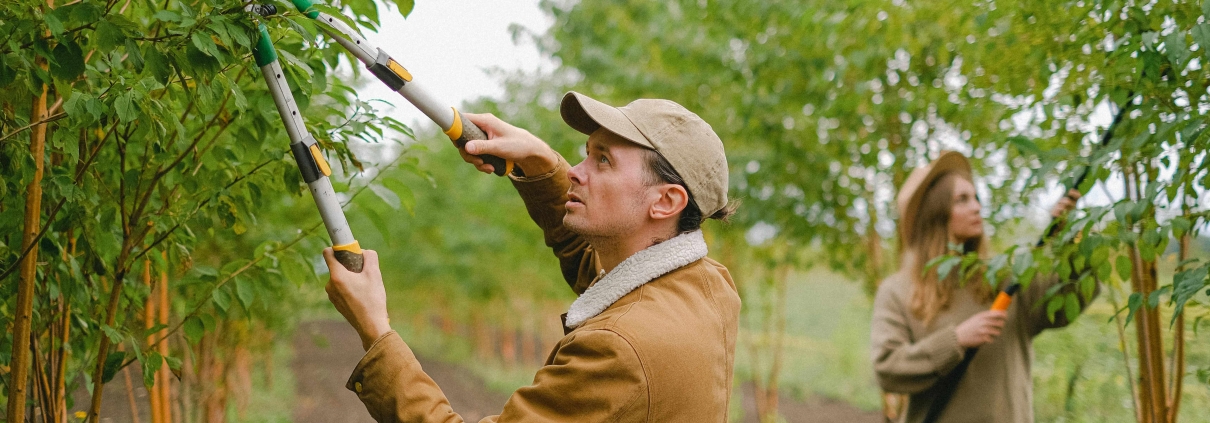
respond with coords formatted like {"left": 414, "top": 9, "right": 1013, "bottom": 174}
{"left": 1019, "top": 271, "right": 1101, "bottom": 336}
{"left": 345, "top": 331, "right": 465, "bottom": 423}
{"left": 509, "top": 154, "right": 601, "bottom": 295}
{"left": 870, "top": 283, "right": 966, "bottom": 394}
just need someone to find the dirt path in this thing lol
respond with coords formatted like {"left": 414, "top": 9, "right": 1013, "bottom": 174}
{"left": 292, "top": 320, "right": 880, "bottom": 423}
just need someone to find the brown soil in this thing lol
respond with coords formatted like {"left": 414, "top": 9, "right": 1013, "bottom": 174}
{"left": 292, "top": 319, "right": 881, "bottom": 423}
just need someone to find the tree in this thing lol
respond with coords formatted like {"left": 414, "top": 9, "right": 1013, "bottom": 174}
{"left": 0, "top": 0, "right": 416, "bottom": 420}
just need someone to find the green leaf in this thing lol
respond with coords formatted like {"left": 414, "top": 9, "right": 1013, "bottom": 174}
{"left": 235, "top": 276, "right": 255, "bottom": 309}
{"left": 1194, "top": 24, "right": 1210, "bottom": 56}
{"left": 125, "top": 39, "right": 144, "bottom": 72}
{"left": 143, "top": 46, "right": 171, "bottom": 84}
{"left": 1165, "top": 31, "right": 1188, "bottom": 66}
{"left": 95, "top": 20, "right": 126, "bottom": 52}
{"left": 183, "top": 316, "right": 205, "bottom": 343}
{"left": 100, "top": 324, "right": 123, "bottom": 343}
{"left": 143, "top": 351, "right": 163, "bottom": 387}
{"left": 1171, "top": 216, "right": 1192, "bottom": 239}
{"left": 212, "top": 288, "right": 231, "bottom": 312}
{"left": 369, "top": 184, "right": 401, "bottom": 210}
{"left": 393, "top": 0, "right": 415, "bottom": 17}
{"left": 1046, "top": 295, "right": 1064, "bottom": 323}
{"left": 1063, "top": 292, "right": 1080, "bottom": 323}
{"left": 101, "top": 351, "right": 127, "bottom": 383}
{"left": 154, "top": 10, "right": 181, "bottom": 23}
{"left": 115, "top": 92, "right": 138, "bottom": 123}
{"left": 50, "top": 39, "right": 85, "bottom": 81}
{"left": 384, "top": 178, "right": 415, "bottom": 215}
{"left": 191, "top": 32, "right": 220, "bottom": 57}
{"left": 1124, "top": 292, "right": 1142, "bottom": 326}
{"left": 44, "top": 12, "right": 66, "bottom": 37}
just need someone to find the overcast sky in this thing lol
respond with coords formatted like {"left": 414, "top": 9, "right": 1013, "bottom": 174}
{"left": 354, "top": 0, "right": 553, "bottom": 129}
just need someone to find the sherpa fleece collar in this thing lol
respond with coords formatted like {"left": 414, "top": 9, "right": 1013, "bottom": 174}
{"left": 564, "top": 230, "right": 708, "bottom": 329}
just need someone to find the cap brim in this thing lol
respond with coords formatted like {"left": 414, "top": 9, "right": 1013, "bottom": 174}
{"left": 560, "top": 91, "right": 652, "bottom": 148}
{"left": 900, "top": 151, "right": 973, "bottom": 243}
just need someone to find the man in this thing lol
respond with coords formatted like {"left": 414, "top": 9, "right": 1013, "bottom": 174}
{"left": 321, "top": 91, "right": 740, "bottom": 422}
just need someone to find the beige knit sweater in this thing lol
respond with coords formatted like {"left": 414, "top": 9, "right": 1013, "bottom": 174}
{"left": 870, "top": 269, "right": 1097, "bottom": 423}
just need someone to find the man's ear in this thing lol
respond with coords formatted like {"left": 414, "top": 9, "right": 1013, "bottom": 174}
{"left": 650, "top": 184, "right": 689, "bottom": 221}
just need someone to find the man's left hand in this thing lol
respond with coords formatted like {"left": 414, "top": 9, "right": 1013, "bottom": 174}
{"left": 323, "top": 248, "right": 391, "bottom": 351}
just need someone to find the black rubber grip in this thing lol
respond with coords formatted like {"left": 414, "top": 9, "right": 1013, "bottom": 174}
{"left": 290, "top": 139, "right": 321, "bottom": 183}
{"left": 453, "top": 115, "right": 509, "bottom": 176}
{"left": 369, "top": 50, "right": 406, "bottom": 91}
{"left": 333, "top": 249, "right": 364, "bottom": 273}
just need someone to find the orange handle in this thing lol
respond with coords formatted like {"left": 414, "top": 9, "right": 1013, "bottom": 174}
{"left": 990, "top": 283, "right": 1020, "bottom": 311}
{"left": 991, "top": 292, "right": 1013, "bottom": 311}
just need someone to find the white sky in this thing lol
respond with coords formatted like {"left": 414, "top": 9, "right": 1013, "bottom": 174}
{"left": 354, "top": 0, "right": 553, "bottom": 130}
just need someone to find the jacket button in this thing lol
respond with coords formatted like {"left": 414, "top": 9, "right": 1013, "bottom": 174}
{"left": 354, "top": 382, "right": 363, "bottom": 393}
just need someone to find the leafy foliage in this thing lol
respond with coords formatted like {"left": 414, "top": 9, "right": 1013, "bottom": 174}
{"left": 0, "top": 0, "right": 418, "bottom": 417}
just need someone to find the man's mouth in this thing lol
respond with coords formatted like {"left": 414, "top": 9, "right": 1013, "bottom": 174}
{"left": 568, "top": 192, "right": 584, "bottom": 205}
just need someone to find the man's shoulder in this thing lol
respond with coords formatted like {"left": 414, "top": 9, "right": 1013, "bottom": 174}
{"left": 588, "top": 258, "right": 738, "bottom": 343}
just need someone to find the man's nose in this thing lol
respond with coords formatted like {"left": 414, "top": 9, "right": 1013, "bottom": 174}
{"left": 568, "top": 161, "right": 585, "bottom": 186}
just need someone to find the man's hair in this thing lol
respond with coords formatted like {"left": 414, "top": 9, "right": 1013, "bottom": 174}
{"left": 641, "top": 149, "right": 736, "bottom": 234}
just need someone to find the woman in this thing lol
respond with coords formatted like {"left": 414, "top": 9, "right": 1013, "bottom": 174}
{"left": 870, "top": 151, "right": 1092, "bottom": 423}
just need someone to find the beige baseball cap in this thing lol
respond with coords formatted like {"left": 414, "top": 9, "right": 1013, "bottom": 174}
{"left": 560, "top": 91, "right": 729, "bottom": 216}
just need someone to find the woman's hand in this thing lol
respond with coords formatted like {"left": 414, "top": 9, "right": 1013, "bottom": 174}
{"left": 1050, "top": 189, "right": 1081, "bottom": 218}
{"left": 955, "top": 310, "right": 1007, "bottom": 348}
{"left": 459, "top": 112, "right": 559, "bottom": 176}
{"left": 323, "top": 248, "right": 392, "bottom": 351}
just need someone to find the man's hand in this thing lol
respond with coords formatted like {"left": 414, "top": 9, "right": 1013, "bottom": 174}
{"left": 323, "top": 248, "right": 391, "bottom": 351}
{"left": 1051, "top": 189, "right": 1081, "bottom": 218}
{"left": 955, "top": 310, "right": 1007, "bottom": 348}
{"left": 460, "top": 112, "right": 559, "bottom": 176}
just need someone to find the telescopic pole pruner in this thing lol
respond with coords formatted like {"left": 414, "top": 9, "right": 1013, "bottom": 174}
{"left": 276, "top": 0, "right": 514, "bottom": 176}
{"left": 252, "top": 23, "right": 364, "bottom": 272}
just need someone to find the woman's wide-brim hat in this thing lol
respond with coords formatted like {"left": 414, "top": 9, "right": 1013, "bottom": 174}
{"left": 896, "top": 150, "right": 973, "bottom": 243}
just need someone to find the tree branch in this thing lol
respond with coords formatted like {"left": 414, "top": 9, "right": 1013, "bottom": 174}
{"left": 0, "top": 112, "right": 68, "bottom": 144}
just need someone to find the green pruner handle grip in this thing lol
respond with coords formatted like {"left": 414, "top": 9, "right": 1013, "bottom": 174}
{"left": 333, "top": 241, "right": 364, "bottom": 273}
{"left": 290, "top": 0, "right": 320, "bottom": 18}
{"left": 445, "top": 107, "right": 513, "bottom": 177}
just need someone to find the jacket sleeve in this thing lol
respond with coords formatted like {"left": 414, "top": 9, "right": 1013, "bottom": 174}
{"left": 1018, "top": 271, "right": 1101, "bottom": 336}
{"left": 481, "top": 329, "right": 648, "bottom": 422}
{"left": 510, "top": 154, "right": 601, "bottom": 295}
{"left": 346, "top": 331, "right": 465, "bottom": 423}
{"left": 870, "top": 283, "right": 966, "bottom": 394}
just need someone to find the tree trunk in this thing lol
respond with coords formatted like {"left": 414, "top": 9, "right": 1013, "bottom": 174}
{"left": 145, "top": 259, "right": 163, "bottom": 423}
{"left": 1167, "top": 232, "right": 1190, "bottom": 423}
{"left": 7, "top": 70, "right": 50, "bottom": 423}
{"left": 1124, "top": 167, "right": 1168, "bottom": 423}
{"left": 89, "top": 249, "right": 133, "bottom": 422}
{"left": 157, "top": 253, "right": 173, "bottom": 423}
{"left": 501, "top": 327, "right": 517, "bottom": 368}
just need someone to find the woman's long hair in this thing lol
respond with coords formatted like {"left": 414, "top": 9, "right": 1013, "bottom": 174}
{"left": 907, "top": 172, "right": 996, "bottom": 326}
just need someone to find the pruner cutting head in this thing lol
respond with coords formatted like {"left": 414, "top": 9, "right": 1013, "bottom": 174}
{"left": 247, "top": 3, "right": 278, "bottom": 17}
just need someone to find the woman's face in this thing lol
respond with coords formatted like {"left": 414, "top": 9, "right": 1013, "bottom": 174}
{"left": 948, "top": 177, "right": 984, "bottom": 242}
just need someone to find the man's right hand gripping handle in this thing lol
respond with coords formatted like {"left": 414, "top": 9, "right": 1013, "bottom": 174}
{"left": 456, "top": 113, "right": 560, "bottom": 177}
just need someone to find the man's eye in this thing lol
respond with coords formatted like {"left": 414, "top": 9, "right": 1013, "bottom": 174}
{"left": 599, "top": 155, "right": 609, "bottom": 164}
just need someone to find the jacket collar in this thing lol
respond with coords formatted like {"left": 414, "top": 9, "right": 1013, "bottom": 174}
{"left": 564, "top": 230, "right": 708, "bottom": 329}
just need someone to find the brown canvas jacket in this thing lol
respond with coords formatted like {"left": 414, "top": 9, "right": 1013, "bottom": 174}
{"left": 344, "top": 154, "right": 742, "bottom": 422}
{"left": 870, "top": 263, "right": 1099, "bottom": 423}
